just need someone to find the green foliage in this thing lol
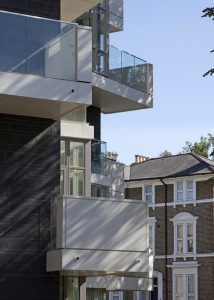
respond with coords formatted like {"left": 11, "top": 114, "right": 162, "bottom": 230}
{"left": 202, "top": 7, "right": 214, "bottom": 77}
{"left": 159, "top": 150, "right": 173, "bottom": 157}
{"left": 181, "top": 134, "right": 214, "bottom": 159}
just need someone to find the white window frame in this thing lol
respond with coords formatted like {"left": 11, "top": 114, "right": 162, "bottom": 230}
{"left": 174, "top": 179, "right": 196, "bottom": 205}
{"left": 143, "top": 184, "right": 155, "bottom": 208}
{"left": 109, "top": 291, "right": 123, "bottom": 300}
{"left": 172, "top": 265, "right": 198, "bottom": 300}
{"left": 148, "top": 217, "right": 156, "bottom": 255}
{"left": 170, "top": 213, "right": 198, "bottom": 260}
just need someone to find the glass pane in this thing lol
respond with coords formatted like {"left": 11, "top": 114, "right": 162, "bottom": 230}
{"left": 60, "top": 140, "right": 66, "bottom": 165}
{"left": 97, "top": 8, "right": 106, "bottom": 51}
{"left": 146, "top": 194, "right": 152, "bottom": 203}
{"left": 145, "top": 185, "right": 152, "bottom": 193}
{"left": 187, "top": 224, "right": 193, "bottom": 237}
{"left": 109, "top": 46, "right": 122, "bottom": 82}
{"left": 176, "top": 275, "right": 183, "bottom": 294}
{"left": 177, "top": 240, "right": 183, "bottom": 253}
{"left": 134, "top": 57, "right": 147, "bottom": 93}
{"left": 177, "top": 192, "right": 183, "bottom": 201}
{"left": 187, "top": 239, "right": 193, "bottom": 252}
{"left": 60, "top": 170, "right": 64, "bottom": 195}
{"left": 177, "top": 225, "right": 183, "bottom": 238}
{"left": 121, "top": 51, "right": 135, "bottom": 87}
{"left": 187, "top": 181, "right": 193, "bottom": 189}
{"left": 149, "top": 226, "right": 153, "bottom": 249}
{"left": 177, "top": 182, "right": 184, "bottom": 190}
{"left": 176, "top": 297, "right": 184, "bottom": 300}
{"left": 27, "top": 18, "right": 76, "bottom": 80}
{"left": 0, "top": 12, "right": 26, "bottom": 73}
{"left": 187, "top": 191, "right": 193, "bottom": 200}
{"left": 188, "top": 297, "right": 195, "bottom": 300}
{"left": 97, "top": 52, "right": 106, "bottom": 75}
{"left": 70, "top": 142, "right": 84, "bottom": 167}
{"left": 188, "top": 275, "right": 195, "bottom": 294}
{"left": 70, "top": 169, "right": 84, "bottom": 196}
{"left": 65, "top": 277, "right": 79, "bottom": 300}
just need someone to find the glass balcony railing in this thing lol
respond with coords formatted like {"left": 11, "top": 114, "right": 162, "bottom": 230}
{"left": 91, "top": 139, "right": 107, "bottom": 176}
{"left": 0, "top": 11, "right": 77, "bottom": 81}
{"left": 109, "top": 45, "right": 148, "bottom": 93}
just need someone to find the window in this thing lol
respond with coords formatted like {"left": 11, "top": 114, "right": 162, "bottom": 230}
{"left": 175, "top": 180, "right": 195, "bottom": 202}
{"left": 173, "top": 266, "right": 198, "bottom": 300}
{"left": 144, "top": 184, "right": 154, "bottom": 204}
{"left": 148, "top": 217, "right": 156, "bottom": 254}
{"left": 171, "top": 213, "right": 198, "bottom": 257}
{"left": 109, "top": 291, "right": 123, "bottom": 300}
{"left": 60, "top": 139, "right": 85, "bottom": 196}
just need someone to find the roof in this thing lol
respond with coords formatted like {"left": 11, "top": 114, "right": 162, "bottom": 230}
{"left": 128, "top": 153, "right": 214, "bottom": 181}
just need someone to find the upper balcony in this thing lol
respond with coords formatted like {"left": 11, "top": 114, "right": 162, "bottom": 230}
{"left": 0, "top": 11, "right": 92, "bottom": 119}
{"left": 47, "top": 195, "right": 152, "bottom": 282}
{"left": 92, "top": 46, "right": 153, "bottom": 114}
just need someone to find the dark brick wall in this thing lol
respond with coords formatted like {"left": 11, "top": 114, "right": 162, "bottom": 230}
{"left": 0, "top": 0, "right": 60, "bottom": 20}
{"left": 155, "top": 184, "right": 174, "bottom": 203}
{"left": 0, "top": 113, "right": 60, "bottom": 300}
{"left": 125, "top": 187, "right": 142, "bottom": 200}
{"left": 196, "top": 179, "right": 214, "bottom": 199}
{"left": 87, "top": 106, "right": 101, "bottom": 141}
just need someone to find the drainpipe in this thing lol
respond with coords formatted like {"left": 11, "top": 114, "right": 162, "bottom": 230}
{"left": 160, "top": 178, "right": 168, "bottom": 300}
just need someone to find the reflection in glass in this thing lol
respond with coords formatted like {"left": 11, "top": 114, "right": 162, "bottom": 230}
{"left": 70, "top": 169, "right": 84, "bottom": 196}
{"left": 0, "top": 11, "right": 76, "bottom": 81}
{"left": 70, "top": 142, "right": 84, "bottom": 167}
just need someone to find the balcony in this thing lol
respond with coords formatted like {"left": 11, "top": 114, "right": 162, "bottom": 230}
{"left": 92, "top": 46, "right": 153, "bottom": 114}
{"left": 0, "top": 11, "right": 92, "bottom": 119}
{"left": 47, "top": 196, "right": 151, "bottom": 279}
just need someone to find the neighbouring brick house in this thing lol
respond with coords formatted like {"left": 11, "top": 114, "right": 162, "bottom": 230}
{"left": 125, "top": 153, "right": 214, "bottom": 300}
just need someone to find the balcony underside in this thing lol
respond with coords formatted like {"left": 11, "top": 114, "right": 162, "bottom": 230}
{"left": 61, "top": 0, "right": 101, "bottom": 21}
{"left": 92, "top": 73, "right": 152, "bottom": 114}
{"left": 0, "top": 71, "right": 91, "bottom": 119}
{"left": 87, "top": 276, "right": 153, "bottom": 291}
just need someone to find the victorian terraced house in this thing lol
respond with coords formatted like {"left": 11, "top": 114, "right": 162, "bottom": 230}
{"left": 125, "top": 153, "right": 214, "bottom": 300}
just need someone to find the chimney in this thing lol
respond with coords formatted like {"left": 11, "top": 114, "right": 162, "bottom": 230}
{"left": 135, "top": 155, "right": 149, "bottom": 163}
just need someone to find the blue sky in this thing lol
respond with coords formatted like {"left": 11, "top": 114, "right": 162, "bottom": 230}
{"left": 102, "top": 0, "right": 214, "bottom": 165}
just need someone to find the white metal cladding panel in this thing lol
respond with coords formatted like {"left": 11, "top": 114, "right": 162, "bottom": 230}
{"left": 60, "top": 197, "right": 148, "bottom": 252}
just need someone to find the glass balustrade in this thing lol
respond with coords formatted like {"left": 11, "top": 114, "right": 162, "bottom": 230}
{"left": 0, "top": 11, "right": 77, "bottom": 81}
{"left": 109, "top": 45, "right": 148, "bottom": 93}
{"left": 91, "top": 139, "right": 107, "bottom": 176}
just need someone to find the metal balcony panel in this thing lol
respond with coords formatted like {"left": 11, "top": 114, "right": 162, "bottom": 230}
{"left": 92, "top": 73, "right": 152, "bottom": 114}
{"left": 47, "top": 196, "right": 150, "bottom": 277}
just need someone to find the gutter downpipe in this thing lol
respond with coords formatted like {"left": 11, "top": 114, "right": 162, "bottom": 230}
{"left": 160, "top": 178, "right": 168, "bottom": 300}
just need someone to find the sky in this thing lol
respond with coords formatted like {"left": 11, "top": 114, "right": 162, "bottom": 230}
{"left": 101, "top": 0, "right": 214, "bottom": 165}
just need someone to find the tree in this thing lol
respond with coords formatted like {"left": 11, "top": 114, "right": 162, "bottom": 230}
{"left": 202, "top": 7, "right": 214, "bottom": 76}
{"left": 180, "top": 133, "right": 214, "bottom": 159}
{"left": 159, "top": 150, "right": 173, "bottom": 157}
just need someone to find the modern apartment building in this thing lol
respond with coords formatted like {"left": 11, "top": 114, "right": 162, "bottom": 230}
{"left": 125, "top": 153, "right": 214, "bottom": 300}
{"left": 0, "top": 1, "right": 153, "bottom": 299}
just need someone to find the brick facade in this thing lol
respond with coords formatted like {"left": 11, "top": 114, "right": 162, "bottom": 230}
{"left": 0, "top": 113, "right": 60, "bottom": 300}
{"left": 126, "top": 176, "right": 214, "bottom": 300}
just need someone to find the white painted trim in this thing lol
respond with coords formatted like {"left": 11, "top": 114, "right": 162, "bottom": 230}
{"left": 125, "top": 174, "right": 214, "bottom": 188}
{"left": 149, "top": 198, "right": 214, "bottom": 208}
{"left": 172, "top": 264, "right": 198, "bottom": 300}
{"left": 171, "top": 213, "right": 198, "bottom": 261}
{"left": 155, "top": 253, "right": 214, "bottom": 259}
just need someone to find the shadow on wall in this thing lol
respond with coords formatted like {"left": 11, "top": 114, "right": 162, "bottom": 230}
{"left": 0, "top": 114, "right": 60, "bottom": 299}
